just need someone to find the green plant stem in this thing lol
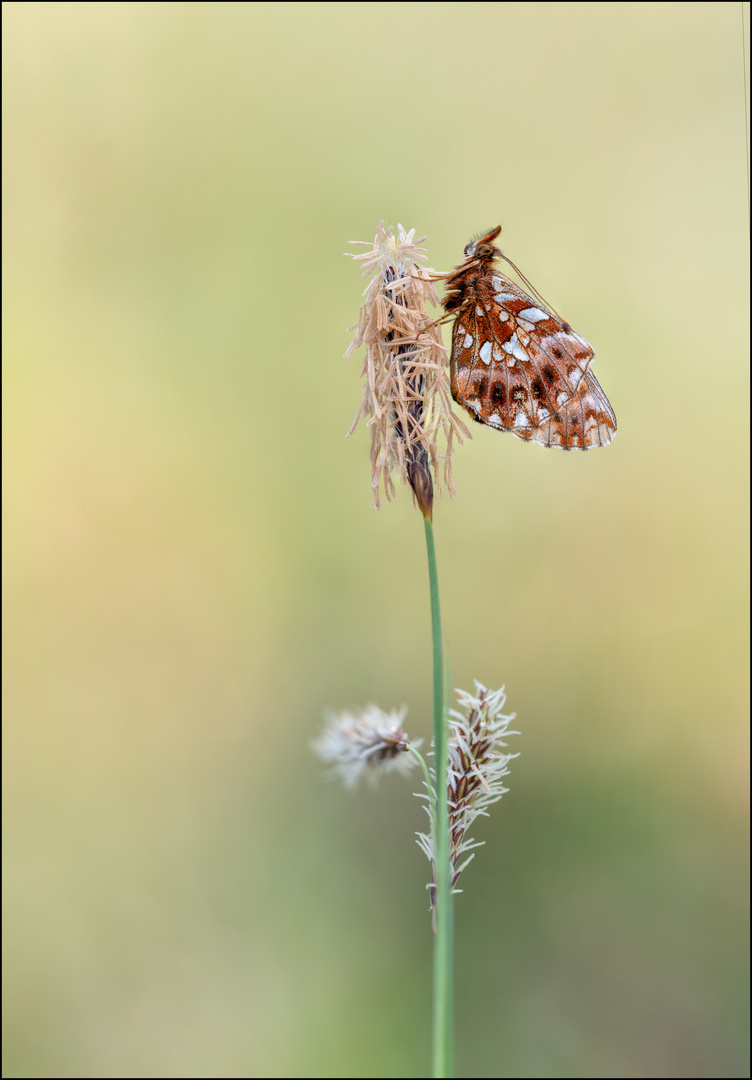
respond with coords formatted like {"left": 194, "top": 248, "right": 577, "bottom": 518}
{"left": 424, "top": 517, "right": 454, "bottom": 1079}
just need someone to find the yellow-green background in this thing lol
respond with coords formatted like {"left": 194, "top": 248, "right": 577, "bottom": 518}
{"left": 3, "top": 3, "right": 749, "bottom": 1077}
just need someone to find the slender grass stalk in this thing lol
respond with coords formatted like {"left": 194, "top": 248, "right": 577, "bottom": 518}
{"left": 424, "top": 517, "right": 453, "bottom": 1079}
{"left": 321, "top": 222, "right": 517, "bottom": 1080}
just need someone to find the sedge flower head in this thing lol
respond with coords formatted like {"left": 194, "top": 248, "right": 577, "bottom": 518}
{"left": 313, "top": 704, "right": 421, "bottom": 790}
{"left": 416, "top": 681, "right": 518, "bottom": 909}
{"left": 345, "top": 221, "right": 469, "bottom": 518}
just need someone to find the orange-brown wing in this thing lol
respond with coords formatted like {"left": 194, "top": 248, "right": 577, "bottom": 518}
{"left": 514, "top": 369, "right": 617, "bottom": 449}
{"left": 450, "top": 272, "right": 594, "bottom": 431}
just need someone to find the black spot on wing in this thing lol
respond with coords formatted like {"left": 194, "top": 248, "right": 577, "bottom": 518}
{"left": 491, "top": 382, "right": 506, "bottom": 407}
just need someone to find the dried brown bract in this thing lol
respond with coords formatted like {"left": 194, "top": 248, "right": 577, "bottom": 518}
{"left": 345, "top": 222, "right": 469, "bottom": 516}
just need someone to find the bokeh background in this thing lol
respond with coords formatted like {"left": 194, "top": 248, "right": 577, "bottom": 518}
{"left": 3, "top": 3, "right": 749, "bottom": 1077}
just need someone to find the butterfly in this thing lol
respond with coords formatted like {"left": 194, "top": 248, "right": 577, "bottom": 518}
{"left": 442, "top": 226, "right": 616, "bottom": 449}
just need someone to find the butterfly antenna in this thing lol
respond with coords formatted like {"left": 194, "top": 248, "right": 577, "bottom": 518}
{"left": 499, "top": 253, "right": 564, "bottom": 323}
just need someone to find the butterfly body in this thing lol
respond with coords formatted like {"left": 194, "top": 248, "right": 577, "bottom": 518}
{"left": 443, "top": 227, "right": 616, "bottom": 450}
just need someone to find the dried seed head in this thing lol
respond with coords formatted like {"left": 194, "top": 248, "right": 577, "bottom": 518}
{"left": 345, "top": 221, "right": 470, "bottom": 517}
{"left": 313, "top": 704, "right": 420, "bottom": 790}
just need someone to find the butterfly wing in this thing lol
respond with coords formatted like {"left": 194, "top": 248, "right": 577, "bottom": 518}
{"left": 450, "top": 272, "right": 594, "bottom": 432}
{"left": 514, "top": 369, "right": 617, "bottom": 449}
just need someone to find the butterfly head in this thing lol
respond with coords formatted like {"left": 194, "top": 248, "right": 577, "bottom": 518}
{"left": 463, "top": 225, "right": 502, "bottom": 261}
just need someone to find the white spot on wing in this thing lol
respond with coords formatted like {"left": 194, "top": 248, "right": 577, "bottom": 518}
{"left": 479, "top": 341, "right": 493, "bottom": 364}
{"left": 463, "top": 333, "right": 473, "bottom": 348}
{"left": 502, "top": 332, "right": 520, "bottom": 355}
{"left": 519, "top": 307, "right": 549, "bottom": 322}
{"left": 503, "top": 332, "right": 528, "bottom": 362}
{"left": 513, "top": 410, "right": 528, "bottom": 428}
{"left": 494, "top": 292, "right": 519, "bottom": 304}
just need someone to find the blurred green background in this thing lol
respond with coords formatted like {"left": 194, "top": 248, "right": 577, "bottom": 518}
{"left": 3, "top": 3, "right": 749, "bottom": 1077}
